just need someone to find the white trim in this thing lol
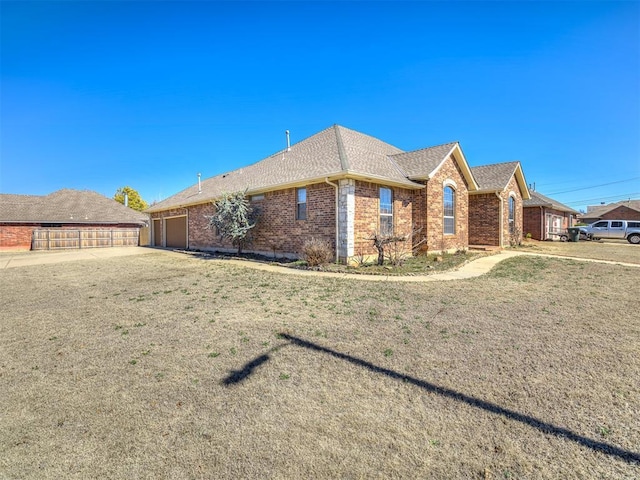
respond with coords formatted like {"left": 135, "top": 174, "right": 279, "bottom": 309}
{"left": 443, "top": 184, "right": 456, "bottom": 235}
{"left": 423, "top": 144, "right": 479, "bottom": 191}
{"left": 443, "top": 178, "right": 458, "bottom": 189}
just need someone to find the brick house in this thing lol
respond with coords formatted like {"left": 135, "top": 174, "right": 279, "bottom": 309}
{"left": 146, "top": 125, "right": 480, "bottom": 262}
{"left": 0, "top": 189, "right": 148, "bottom": 251}
{"left": 468, "top": 162, "right": 530, "bottom": 247}
{"left": 523, "top": 191, "right": 578, "bottom": 240}
{"left": 579, "top": 199, "right": 640, "bottom": 224}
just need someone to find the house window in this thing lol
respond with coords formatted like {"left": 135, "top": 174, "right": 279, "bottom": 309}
{"left": 380, "top": 187, "right": 393, "bottom": 236}
{"left": 443, "top": 186, "right": 455, "bottom": 235}
{"left": 296, "top": 187, "right": 307, "bottom": 220}
{"left": 508, "top": 196, "right": 516, "bottom": 233}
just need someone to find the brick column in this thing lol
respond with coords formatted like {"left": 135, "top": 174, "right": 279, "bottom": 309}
{"left": 338, "top": 179, "right": 355, "bottom": 260}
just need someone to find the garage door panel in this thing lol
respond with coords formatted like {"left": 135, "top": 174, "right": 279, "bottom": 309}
{"left": 153, "top": 219, "right": 162, "bottom": 246}
{"left": 165, "top": 216, "right": 187, "bottom": 248}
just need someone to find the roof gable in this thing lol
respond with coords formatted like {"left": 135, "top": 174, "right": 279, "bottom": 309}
{"left": 390, "top": 142, "right": 479, "bottom": 191}
{"left": 470, "top": 161, "right": 530, "bottom": 199}
{"left": 0, "top": 189, "right": 148, "bottom": 224}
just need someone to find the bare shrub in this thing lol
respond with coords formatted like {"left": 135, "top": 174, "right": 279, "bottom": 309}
{"left": 366, "top": 228, "right": 426, "bottom": 267}
{"left": 301, "top": 238, "right": 333, "bottom": 267}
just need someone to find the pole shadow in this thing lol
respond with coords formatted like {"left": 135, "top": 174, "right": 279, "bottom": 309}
{"left": 269, "top": 332, "right": 638, "bottom": 465}
{"left": 222, "top": 354, "right": 271, "bottom": 385}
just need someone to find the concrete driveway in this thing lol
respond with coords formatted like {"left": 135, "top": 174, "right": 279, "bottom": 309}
{"left": 0, "top": 246, "right": 157, "bottom": 269}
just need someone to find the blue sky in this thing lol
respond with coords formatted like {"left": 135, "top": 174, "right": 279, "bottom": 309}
{"left": 2, "top": 1, "right": 639, "bottom": 212}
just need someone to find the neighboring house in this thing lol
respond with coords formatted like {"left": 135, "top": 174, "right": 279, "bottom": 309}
{"left": 580, "top": 199, "right": 640, "bottom": 224}
{"left": 523, "top": 191, "right": 579, "bottom": 240}
{"left": 147, "top": 124, "right": 480, "bottom": 262}
{"left": 468, "top": 162, "right": 530, "bottom": 247}
{"left": 0, "top": 189, "right": 148, "bottom": 251}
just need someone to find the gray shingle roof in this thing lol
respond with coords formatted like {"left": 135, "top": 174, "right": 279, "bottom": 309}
{"left": 0, "top": 189, "right": 148, "bottom": 225}
{"left": 471, "top": 162, "right": 520, "bottom": 191}
{"left": 147, "top": 125, "right": 426, "bottom": 213}
{"left": 584, "top": 199, "right": 640, "bottom": 218}
{"left": 523, "top": 191, "right": 579, "bottom": 214}
{"left": 389, "top": 142, "right": 458, "bottom": 178}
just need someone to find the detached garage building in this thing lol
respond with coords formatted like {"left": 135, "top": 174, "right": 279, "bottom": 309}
{"left": 0, "top": 189, "right": 149, "bottom": 251}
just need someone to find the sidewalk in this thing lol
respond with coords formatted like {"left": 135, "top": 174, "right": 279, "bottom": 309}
{"left": 196, "top": 251, "right": 526, "bottom": 282}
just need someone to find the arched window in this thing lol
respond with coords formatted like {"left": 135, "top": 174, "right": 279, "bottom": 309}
{"left": 443, "top": 186, "right": 455, "bottom": 235}
{"left": 508, "top": 196, "right": 516, "bottom": 233}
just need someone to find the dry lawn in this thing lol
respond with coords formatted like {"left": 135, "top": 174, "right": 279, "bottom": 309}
{"left": 1, "top": 251, "right": 638, "bottom": 479}
{"left": 516, "top": 238, "right": 640, "bottom": 264}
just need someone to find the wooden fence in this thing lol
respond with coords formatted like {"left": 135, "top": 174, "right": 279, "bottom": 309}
{"left": 32, "top": 229, "right": 140, "bottom": 250}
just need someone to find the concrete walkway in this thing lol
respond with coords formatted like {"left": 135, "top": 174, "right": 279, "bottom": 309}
{"left": 205, "top": 251, "right": 527, "bottom": 282}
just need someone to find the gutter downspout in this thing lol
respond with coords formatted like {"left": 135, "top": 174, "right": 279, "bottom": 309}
{"left": 325, "top": 178, "right": 340, "bottom": 263}
{"left": 496, "top": 192, "right": 504, "bottom": 247}
{"left": 540, "top": 206, "right": 545, "bottom": 241}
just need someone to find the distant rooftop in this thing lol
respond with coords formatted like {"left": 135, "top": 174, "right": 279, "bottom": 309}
{"left": 0, "top": 189, "right": 148, "bottom": 225}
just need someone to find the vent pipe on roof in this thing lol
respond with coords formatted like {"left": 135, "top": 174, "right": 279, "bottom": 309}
{"left": 198, "top": 173, "right": 202, "bottom": 194}
{"left": 124, "top": 193, "right": 128, "bottom": 207}
{"left": 286, "top": 130, "right": 291, "bottom": 152}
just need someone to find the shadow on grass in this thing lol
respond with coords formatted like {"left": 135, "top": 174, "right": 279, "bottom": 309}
{"left": 223, "top": 332, "right": 640, "bottom": 465}
{"left": 222, "top": 354, "right": 271, "bottom": 385}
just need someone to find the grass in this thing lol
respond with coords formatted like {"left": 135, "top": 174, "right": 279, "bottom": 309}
{"left": 515, "top": 238, "right": 640, "bottom": 264}
{"left": 0, "top": 251, "right": 638, "bottom": 478}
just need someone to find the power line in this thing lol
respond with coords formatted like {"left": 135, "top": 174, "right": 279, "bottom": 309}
{"left": 547, "top": 177, "right": 640, "bottom": 195}
{"left": 563, "top": 192, "right": 640, "bottom": 206}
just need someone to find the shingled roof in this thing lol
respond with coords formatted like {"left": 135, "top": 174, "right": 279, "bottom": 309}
{"left": 523, "top": 190, "right": 579, "bottom": 214}
{"left": 147, "top": 125, "right": 475, "bottom": 213}
{"left": 470, "top": 161, "right": 530, "bottom": 199}
{"left": 584, "top": 199, "right": 640, "bottom": 218}
{"left": 0, "top": 189, "right": 148, "bottom": 225}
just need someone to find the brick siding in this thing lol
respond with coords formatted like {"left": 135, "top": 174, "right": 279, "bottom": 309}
{"left": 601, "top": 205, "right": 640, "bottom": 221}
{"left": 353, "top": 181, "right": 413, "bottom": 257}
{"left": 422, "top": 155, "right": 469, "bottom": 251}
{"left": 502, "top": 175, "right": 524, "bottom": 244}
{"left": 175, "top": 182, "right": 336, "bottom": 257}
{"left": 469, "top": 175, "right": 524, "bottom": 246}
{"left": 469, "top": 194, "right": 501, "bottom": 245}
{"left": 0, "top": 224, "right": 38, "bottom": 250}
{"left": 523, "top": 207, "right": 543, "bottom": 240}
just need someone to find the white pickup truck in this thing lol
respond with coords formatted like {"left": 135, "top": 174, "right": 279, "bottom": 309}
{"left": 580, "top": 220, "right": 640, "bottom": 244}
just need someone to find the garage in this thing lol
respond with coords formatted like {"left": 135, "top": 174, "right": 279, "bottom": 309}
{"left": 165, "top": 216, "right": 187, "bottom": 248}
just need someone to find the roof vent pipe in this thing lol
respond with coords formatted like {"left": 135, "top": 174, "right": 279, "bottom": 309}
{"left": 124, "top": 193, "right": 128, "bottom": 207}
{"left": 198, "top": 173, "right": 202, "bottom": 194}
{"left": 286, "top": 130, "right": 291, "bottom": 152}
